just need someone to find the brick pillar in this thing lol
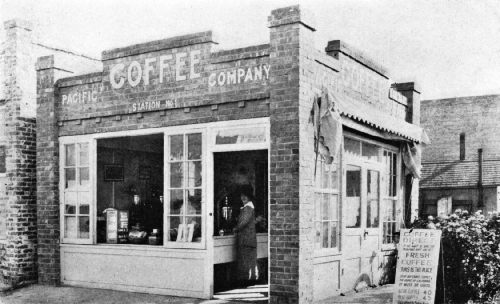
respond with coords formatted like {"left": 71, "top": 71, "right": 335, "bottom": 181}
{"left": 0, "top": 19, "right": 38, "bottom": 286}
{"left": 268, "top": 6, "right": 316, "bottom": 304}
{"left": 393, "top": 82, "right": 421, "bottom": 126}
{"left": 393, "top": 82, "right": 421, "bottom": 223}
{"left": 36, "top": 55, "right": 72, "bottom": 285}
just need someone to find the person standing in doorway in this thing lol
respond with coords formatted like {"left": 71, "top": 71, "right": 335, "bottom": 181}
{"left": 234, "top": 184, "right": 258, "bottom": 286}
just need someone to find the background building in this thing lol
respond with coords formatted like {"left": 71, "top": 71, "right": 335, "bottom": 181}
{"left": 420, "top": 95, "right": 500, "bottom": 217}
{"left": 0, "top": 19, "right": 100, "bottom": 287}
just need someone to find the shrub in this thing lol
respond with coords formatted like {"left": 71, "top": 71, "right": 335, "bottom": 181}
{"left": 412, "top": 210, "right": 500, "bottom": 304}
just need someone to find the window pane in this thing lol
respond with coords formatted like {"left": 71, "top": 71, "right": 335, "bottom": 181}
{"left": 65, "top": 204, "right": 76, "bottom": 214}
{"left": 169, "top": 190, "right": 183, "bottom": 214}
{"left": 79, "top": 167, "right": 89, "bottom": 187}
{"left": 322, "top": 222, "right": 329, "bottom": 248}
{"left": 330, "top": 222, "right": 338, "bottom": 248}
{"left": 346, "top": 166, "right": 361, "bottom": 228}
{"left": 64, "top": 216, "right": 77, "bottom": 238}
{"left": 367, "top": 170, "right": 379, "bottom": 228}
{"left": 170, "top": 163, "right": 183, "bottom": 188}
{"left": 187, "top": 133, "right": 202, "bottom": 160}
{"left": 168, "top": 216, "right": 182, "bottom": 241}
{"left": 65, "top": 144, "right": 76, "bottom": 166}
{"left": 169, "top": 135, "right": 184, "bottom": 161}
{"left": 321, "top": 194, "right": 329, "bottom": 220}
{"left": 215, "top": 127, "right": 266, "bottom": 145}
{"left": 314, "top": 222, "right": 321, "bottom": 249}
{"left": 362, "top": 142, "right": 380, "bottom": 161}
{"left": 392, "top": 153, "right": 397, "bottom": 176}
{"left": 344, "top": 137, "right": 361, "bottom": 155}
{"left": 331, "top": 195, "right": 338, "bottom": 221}
{"left": 186, "top": 189, "right": 202, "bottom": 215}
{"left": 79, "top": 143, "right": 89, "bottom": 166}
{"left": 78, "top": 191, "right": 90, "bottom": 208}
{"left": 320, "top": 162, "right": 339, "bottom": 190}
{"left": 78, "top": 216, "right": 90, "bottom": 239}
{"left": 329, "top": 163, "right": 339, "bottom": 190}
{"left": 391, "top": 175, "right": 397, "bottom": 197}
{"left": 384, "top": 199, "right": 396, "bottom": 221}
{"left": 321, "top": 161, "right": 328, "bottom": 189}
{"left": 187, "top": 161, "right": 202, "bottom": 187}
{"left": 65, "top": 168, "right": 76, "bottom": 189}
{"left": 79, "top": 205, "right": 89, "bottom": 215}
{"left": 186, "top": 216, "right": 202, "bottom": 242}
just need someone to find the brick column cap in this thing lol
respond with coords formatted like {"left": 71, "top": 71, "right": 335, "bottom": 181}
{"left": 268, "top": 5, "right": 316, "bottom": 31}
{"left": 36, "top": 55, "right": 55, "bottom": 71}
{"left": 326, "top": 40, "right": 390, "bottom": 79}
{"left": 4, "top": 19, "right": 32, "bottom": 31}
{"left": 393, "top": 82, "right": 421, "bottom": 94}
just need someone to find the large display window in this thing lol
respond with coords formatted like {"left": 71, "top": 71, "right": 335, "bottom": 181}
{"left": 58, "top": 118, "right": 269, "bottom": 250}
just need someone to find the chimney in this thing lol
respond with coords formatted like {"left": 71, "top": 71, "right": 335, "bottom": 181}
{"left": 478, "top": 148, "right": 484, "bottom": 207}
{"left": 392, "top": 82, "right": 421, "bottom": 126}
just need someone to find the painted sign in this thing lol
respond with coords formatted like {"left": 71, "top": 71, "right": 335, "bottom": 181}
{"left": 109, "top": 50, "right": 201, "bottom": 89}
{"left": 208, "top": 64, "right": 270, "bottom": 87}
{"left": 394, "top": 229, "right": 442, "bottom": 304}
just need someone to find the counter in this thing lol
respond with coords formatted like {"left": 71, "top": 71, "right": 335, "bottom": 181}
{"left": 213, "top": 233, "right": 268, "bottom": 264}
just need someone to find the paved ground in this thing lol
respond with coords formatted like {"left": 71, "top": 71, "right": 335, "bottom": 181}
{"left": 0, "top": 283, "right": 394, "bottom": 304}
{"left": 0, "top": 284, "right": 267, "bottom": 304}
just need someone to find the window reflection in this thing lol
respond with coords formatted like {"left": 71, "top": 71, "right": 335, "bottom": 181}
{"left": 346, "top": 166, "right": 361, "bottom": 228}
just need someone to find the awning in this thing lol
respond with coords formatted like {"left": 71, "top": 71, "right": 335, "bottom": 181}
{"left": 338, "top": 94, "right": 426, "bottom": 143}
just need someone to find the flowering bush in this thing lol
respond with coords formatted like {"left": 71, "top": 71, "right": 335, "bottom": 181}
{"left": 412, "top": 210, "right": 500, "bottom": 304}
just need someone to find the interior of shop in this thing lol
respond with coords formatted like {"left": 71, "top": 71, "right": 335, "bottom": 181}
{"left": 96, "top": 134, "right": 164, "bottom": 245}
{"left": 213, "top": 150, "right": 268, "bottom": 236}
{"left": 213, "top": 150, "right": 269, "bottom": 291}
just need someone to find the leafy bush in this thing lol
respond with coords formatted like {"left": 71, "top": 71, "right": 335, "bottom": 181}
{"left": 412, "top": 210, "right": 500, "bottom": 304}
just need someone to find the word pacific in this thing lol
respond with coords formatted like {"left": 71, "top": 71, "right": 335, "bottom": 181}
{"left": 109, "top": 50, "right": 201, "bottom": 89}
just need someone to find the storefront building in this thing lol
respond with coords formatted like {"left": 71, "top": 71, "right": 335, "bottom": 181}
{"left": 420, "top": 95, "right": 500, "bottom": 217}
{"left": 36, "top": 6, "right": 426, "bottom": 303}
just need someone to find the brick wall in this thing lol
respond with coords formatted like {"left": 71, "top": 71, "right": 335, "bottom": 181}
{"left": 421, "top": 95, "right": 500, "bottom": 163}
{"left": 1, "top": 18, "right": 101, "bottom": 286}
{"left": 0, "top": 19, "right": 38, "bottom": 286}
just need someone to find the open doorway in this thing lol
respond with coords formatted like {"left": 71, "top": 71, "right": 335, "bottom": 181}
{"left": 212, "top": 150, "right": 268, "bottom": 302}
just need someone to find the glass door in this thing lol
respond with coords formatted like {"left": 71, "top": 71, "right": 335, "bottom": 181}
{"left": 343, "top": 156, "right": 383, "bottom": 290}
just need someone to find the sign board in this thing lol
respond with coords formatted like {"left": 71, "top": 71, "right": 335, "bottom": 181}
{"left": 393, "top": 229, "right": 442, "bottom": 304}
{"left": 106, "top": 209, "right": 129, "bottom": 244}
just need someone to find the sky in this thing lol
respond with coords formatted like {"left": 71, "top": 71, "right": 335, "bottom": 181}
{"left": 1, "top": 0, "right": 499, "bottom": 100}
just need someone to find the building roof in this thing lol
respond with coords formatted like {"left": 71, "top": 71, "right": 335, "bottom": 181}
{"left": 421, "top": 159, "right": 500, "bottom": 188}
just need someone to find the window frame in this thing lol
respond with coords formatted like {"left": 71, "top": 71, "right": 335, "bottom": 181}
{"left": 59, "top": 135, "right": 94, "bottom": 245}
{"left": 58, "top": 118, "right": 271, "bottom": 249}
{"left": 381, "top": 149, "right": 402, "bottom": 249}
{"left": 164, "top": 128, "right": 206, "bottom": 249}
{"left": 342, "top": 133, "right": 402, "bottom": 251}
{"left": 313, "top": 156, "right": 341, "bottom": 256}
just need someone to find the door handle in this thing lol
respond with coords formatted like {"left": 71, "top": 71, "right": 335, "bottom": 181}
{"left": 363, "top": 230, "right": 369, "bottom": 239}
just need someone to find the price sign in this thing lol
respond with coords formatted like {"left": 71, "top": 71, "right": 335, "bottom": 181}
{"left": 393, "top": 229, "right": 441, "bottom": 304}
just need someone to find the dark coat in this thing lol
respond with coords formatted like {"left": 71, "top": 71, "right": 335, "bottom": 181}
{"left": 235, "top": 204, "right": 257, "bottom": 281}
{"left": 235, "top": 205, "right": 257, "bottom": 248}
